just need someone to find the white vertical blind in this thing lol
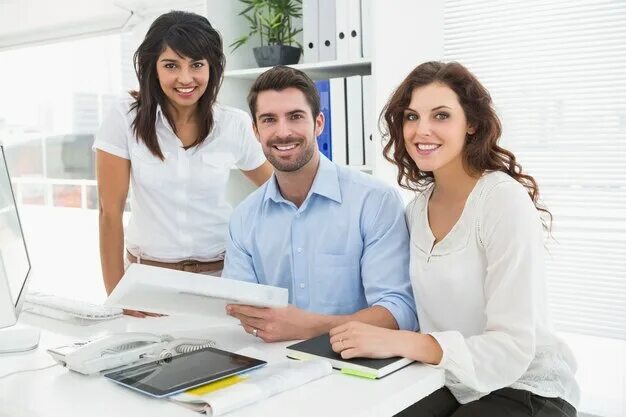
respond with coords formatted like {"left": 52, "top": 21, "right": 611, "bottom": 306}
{"left": 443, "top": 0, "right": 626, "bottom": 339}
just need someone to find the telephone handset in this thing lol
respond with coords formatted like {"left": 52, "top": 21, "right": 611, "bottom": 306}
{"left": 47, "top": 332, "right": 215, "bottom": 375}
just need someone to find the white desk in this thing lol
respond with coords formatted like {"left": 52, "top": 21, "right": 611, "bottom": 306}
{"left": 0, "top": 313, "right": 443, "bottom": 417}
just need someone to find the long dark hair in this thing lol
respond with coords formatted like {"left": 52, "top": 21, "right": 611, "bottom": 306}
{"left": 130, "top": 11, "right": 225, "bottom": 159}
{"left": 381, "top": 61, "right": 552, "bottom": 229}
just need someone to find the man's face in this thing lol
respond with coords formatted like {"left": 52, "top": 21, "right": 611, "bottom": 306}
{"left": 253, "top": 88, "right": 324, "bottom": 172}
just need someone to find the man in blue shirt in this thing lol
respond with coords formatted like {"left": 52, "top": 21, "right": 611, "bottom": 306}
{"left": 224, "top": 66, "right": 417, "bottom": 342}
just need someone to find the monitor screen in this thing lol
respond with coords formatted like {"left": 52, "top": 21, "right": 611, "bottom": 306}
{"left": 0, "top": 146, "right": 31, "bottom": 312}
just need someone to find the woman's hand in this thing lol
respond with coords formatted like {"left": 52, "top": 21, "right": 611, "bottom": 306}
{"left": 329, "top": 321, "right": 404, "bottom": 359}
{"left": 329, "top": 322, "right": 444, "bottom": 364}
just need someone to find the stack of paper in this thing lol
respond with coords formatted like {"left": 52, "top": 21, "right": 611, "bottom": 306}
{"left": 171, "top": 358, "right": 332, "bottom": 415}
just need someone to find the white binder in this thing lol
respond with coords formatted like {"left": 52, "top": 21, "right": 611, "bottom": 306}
{"left": 330, "top": 77, "right": 347, "bottom": 165}
{"left": 335, "top": 0, "right": 350, "bottom": 61}
{"left": 362, "top": 75, "right": 375, "bottom": 167}
{"left": 347, "top": 0, "right": 363, "bottom": 59}
{"left": 346, "top": 75, "right": 364, "bottom": 166}
{"left": 303, "top": 0, "right": 319, "bottom": 63}
{"left": 317, "top": 0, "right": 337, "bottom": 61}
{"left": 361, "top": 0, "right": 373, "bottom": 58}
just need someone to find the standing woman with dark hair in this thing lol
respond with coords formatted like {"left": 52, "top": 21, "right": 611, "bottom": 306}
{"left": 328, "top": 62, "right": 579, "bottom": 416}
{"left": 94, "top": 11, "right": 272, "bottom": 315}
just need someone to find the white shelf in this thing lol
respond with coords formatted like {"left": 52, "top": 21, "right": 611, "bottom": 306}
{"left": 224, "top": 58, "right": 372, "bottom": 81}
{"left": 230, "top": 164, "right": 372, "bottom": 173}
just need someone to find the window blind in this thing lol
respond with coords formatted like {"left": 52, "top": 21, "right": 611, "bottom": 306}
{"left": 443, "top": 0, "right": 626, "bottom": 339}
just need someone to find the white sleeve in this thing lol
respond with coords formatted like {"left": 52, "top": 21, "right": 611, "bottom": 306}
{"left": 92, "top": 101, "right": 131, "bottom": 160}
{"left": 428, "top": 181, "right": 545, "bottom": 394}
{"left": 234, "top": 112, "right": 266, "bottom": 171}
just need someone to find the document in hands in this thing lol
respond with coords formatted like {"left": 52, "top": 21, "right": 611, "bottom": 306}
{"left": 170, "top": 358, "right": 333, "bottom": 415}
{"left": 105, "top": 264, "right": 288, "bottom": 317}
{"left": 286, "top": 333, "right": 414, "bottom": 379}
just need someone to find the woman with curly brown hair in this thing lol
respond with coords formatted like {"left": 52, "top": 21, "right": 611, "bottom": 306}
{"left": 328, "top": 62, "right": 579, "bottom": 416}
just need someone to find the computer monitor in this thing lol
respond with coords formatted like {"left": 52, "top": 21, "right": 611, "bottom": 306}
{"left": 0, "top": 144, "right": 39, "bottom": 353}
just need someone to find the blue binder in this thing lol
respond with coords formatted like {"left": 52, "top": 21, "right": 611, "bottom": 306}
{"left": 314, "top": 79, "right": 332, "bottom": 160}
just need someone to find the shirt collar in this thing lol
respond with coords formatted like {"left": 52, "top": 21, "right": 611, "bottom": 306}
{"left": 155, "top": 104, "right": 170, "bottom": 129}
{"left": 264, "top": 153, "right": 342, "bottom": 206}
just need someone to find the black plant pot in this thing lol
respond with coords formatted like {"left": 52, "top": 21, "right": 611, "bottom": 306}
{"left": 253, "top": 45, "right": 301, "bottom": 67}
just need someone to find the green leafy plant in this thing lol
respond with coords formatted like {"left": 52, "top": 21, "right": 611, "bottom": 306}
{"left": 230, "top": 0, "right": 303, "bottom": 52}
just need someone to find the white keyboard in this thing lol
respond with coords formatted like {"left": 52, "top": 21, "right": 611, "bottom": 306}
{"left": 23, "top": 292, "right": 123, "bottom": 321}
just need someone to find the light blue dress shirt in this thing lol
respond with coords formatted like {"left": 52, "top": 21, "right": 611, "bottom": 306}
{"left": 223, "top": 154, "right": 418, "bottom": 331}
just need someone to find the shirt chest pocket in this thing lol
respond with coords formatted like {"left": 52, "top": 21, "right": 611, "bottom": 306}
{"left": 131, "top": 146, "right": 170, "bottom": 190}
{"left": 312, "top": 252, "right": 361, "bottom": 310}
{"left": 194, "top": 152, "right": 233, "bottom": 198}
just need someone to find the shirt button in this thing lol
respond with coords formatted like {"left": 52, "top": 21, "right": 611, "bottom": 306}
{"left": 295, "top": 213, "right": 300, "bottom": 218}
{"left": 299, "top": 283, "right": 305, "bottom": 289}
{"left": 297, "top": 247, "right": 303, "bottom": 253}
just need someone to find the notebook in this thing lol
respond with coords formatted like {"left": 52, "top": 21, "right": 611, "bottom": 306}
{"left": 286, "top": 333, "right": 414, "bottom": 379}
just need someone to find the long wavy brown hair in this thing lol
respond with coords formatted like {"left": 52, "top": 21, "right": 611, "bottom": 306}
{"left": 381, "top": 61, "right": 552, "bottom": 229}
{"left": 130, "top": 11, "right": 225, "bottom": 160}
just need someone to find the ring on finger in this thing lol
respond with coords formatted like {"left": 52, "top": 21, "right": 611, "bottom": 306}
{"left": 252, "top": 328, "right": 258, "bottom": 337}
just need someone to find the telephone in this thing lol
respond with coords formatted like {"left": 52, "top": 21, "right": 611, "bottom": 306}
{"left": 47, "top": 332, "right": 216, "bottom": 375}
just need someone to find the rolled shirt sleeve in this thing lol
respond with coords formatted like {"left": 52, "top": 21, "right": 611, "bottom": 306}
{"left": 361, "top": 188, "right": 419, "bottom": 331}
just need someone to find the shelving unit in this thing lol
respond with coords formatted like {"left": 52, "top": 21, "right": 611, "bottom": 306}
{"left": 224, "top": 58, "right": 371, "bottom": 81}
{"left": 209, "top": 0, "right": 443, "bottom": 204}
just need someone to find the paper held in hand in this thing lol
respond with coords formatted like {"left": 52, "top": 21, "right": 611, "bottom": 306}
{"left": 105, "top": 263, "right": 288, "bottom": 317}
{"left": 170, "top": 358, "right": 333, "bottom": 416}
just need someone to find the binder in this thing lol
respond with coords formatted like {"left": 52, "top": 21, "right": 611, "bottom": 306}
{"left": 347, "top": 0, "right": 363, "bottom": 59}
{"left": 314, "top": 79, "right": 332, "bottom": 160}
{"left": 361, "top": 0, "right": 372, "bottom": 58}
{"left": 346, "top": 75, "right": 364, "bottom": 166}
{"left": 362, "top": 75, "right": 375, "bottom": 167}
{"left": 303, "top": 0, "right": 319, "bottom": 63}
{"left": 335, "top": 0, "right": 350, "bottom": 61}
{"left": 317, "top": 0, "right": 337, "bottom": 61}
{"left": 330, "top": 77, "right": 347, "bottom": 165}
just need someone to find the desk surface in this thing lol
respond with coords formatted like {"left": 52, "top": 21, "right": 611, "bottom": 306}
{"left": 0, "top": 313, "right": 443, "bottom": 417}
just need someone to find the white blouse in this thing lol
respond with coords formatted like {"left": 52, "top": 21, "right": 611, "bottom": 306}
{"left": 93, "top": 98, "right": 266, "bottom": 262}
{"left": 407, "top": 171, "right": 579, "bottom": 406}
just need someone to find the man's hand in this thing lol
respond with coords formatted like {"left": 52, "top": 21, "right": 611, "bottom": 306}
{"left": 226, "top": 304, "right": 325, "bottom": 342}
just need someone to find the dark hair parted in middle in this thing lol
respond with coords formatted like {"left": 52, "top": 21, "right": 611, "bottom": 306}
{"left": 247, "top": 65, "right": 321, "bottom": 122}
{"left": 130, "top": 10, "right": 225, "bottom": 159}
{"left": 381, "top": 61, "right": 551, "bottom": 226}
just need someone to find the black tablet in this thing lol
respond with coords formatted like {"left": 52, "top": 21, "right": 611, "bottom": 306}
{"left": 104, "top": 347, "right": 266, "bottom": 398}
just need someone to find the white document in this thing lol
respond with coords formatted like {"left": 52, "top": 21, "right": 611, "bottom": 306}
{"left": 347, "top": 0, "right": 363, "bottom": 59}
{"left": 330, "top": 77, "right": 347, "bottom": 165}
{"left": 171, "top": 359, "right": 333, "bottom": 416}
{"left": 362, "top": 75, "right": 375, "bottom": 167}
{"left": 346, "top": 75, "right": 365, "bottom": 166}
{"left": 303, "top": 0, "right": 320, "bottom": 63}
{"left": 317, "top": 0, "right": 337, "bottom": 61}
{"left": 105, "top": 264, "right": 288, "bottom": 318}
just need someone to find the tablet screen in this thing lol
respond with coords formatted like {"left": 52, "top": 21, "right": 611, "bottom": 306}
{"left": 104, "top": 347, "right": 266, "bottom": 398}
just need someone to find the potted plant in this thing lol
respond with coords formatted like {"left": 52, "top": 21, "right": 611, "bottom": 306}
{"left": 230, "top": 0, "right": 303, "bottom": 67}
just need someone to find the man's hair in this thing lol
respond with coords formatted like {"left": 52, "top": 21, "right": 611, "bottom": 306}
{"left": 247, "top": 66, "right": 321, "bottom": 123}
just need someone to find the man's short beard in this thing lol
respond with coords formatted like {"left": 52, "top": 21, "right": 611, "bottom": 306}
{"left": 266, "top": 144, "right": 315, "bottom": 172}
